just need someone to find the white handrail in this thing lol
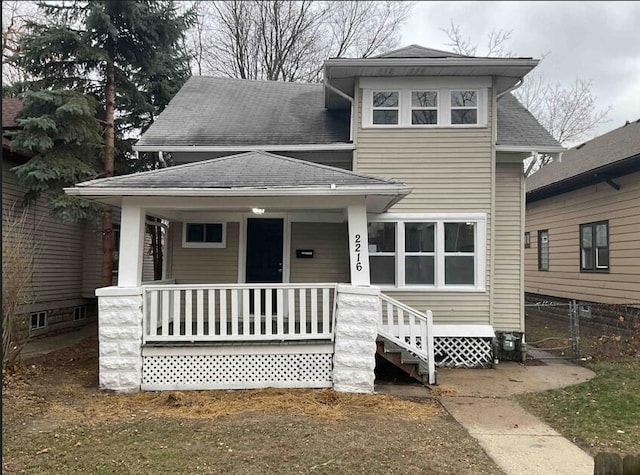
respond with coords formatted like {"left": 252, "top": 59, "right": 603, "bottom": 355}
{"left": 378, "top": 293, "right": 436, "bottom": 384}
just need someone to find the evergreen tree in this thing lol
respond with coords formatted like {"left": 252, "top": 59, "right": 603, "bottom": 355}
{"left": 8, "top": 89, "right": 104, "bottom": 223}
{"left": 13, "top": 0, "right": 194, "bottom": 286}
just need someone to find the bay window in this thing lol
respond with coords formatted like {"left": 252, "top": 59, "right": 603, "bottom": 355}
{"left": 368, "top": 216, "right": 485, "bottom": 289}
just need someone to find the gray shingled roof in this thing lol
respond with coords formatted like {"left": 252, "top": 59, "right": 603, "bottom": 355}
{"left": 75, "top": 151, "right": 402, "bottom": 190}
{"left": 527, "top": 119, "right": 640, "bottom": 192}
{"left": 137, "top": 77, "right": 559, "bottom": 152}
{"left": 496, "top": 93, "right": 561, "bottom": 149}
{"left": 136, "top": 77, "right": 350, "bottom": 148}
{"left": 372, "top": 44, "right": 469, "bottom": 59}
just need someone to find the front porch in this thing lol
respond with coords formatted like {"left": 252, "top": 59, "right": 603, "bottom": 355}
{"left": 68, "top": 152, "right": 493, "bottom": 393}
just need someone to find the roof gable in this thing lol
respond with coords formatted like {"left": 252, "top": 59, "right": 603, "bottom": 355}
{"left": 527, "top": 119, "right": 640, "bottom": 195}
{"left": 372, "top": 44, "right": 469, "bottom": 59}
{"left": 75, "top": 151, "right": 401, "bottom": 190}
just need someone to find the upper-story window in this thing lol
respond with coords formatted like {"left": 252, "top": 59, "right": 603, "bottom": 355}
{"left": 372, "top": 91, "right": 399, "bottom": 125}
{"left": 450, "top": 90, "right": 478, "bottom": 125}
{"left": 361, "top": 78, "right": 488, "bottom": 128}
{"left": 411, "top": 91, "right": 438, "bottom": 125}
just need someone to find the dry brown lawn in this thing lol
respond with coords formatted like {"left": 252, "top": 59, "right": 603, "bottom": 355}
{"left": 3, "top": 338, "right": 502, "bottom": 474}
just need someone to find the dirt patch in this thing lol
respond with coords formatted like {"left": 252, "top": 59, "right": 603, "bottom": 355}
{"left": 3, "top": 338, "right": 502, "bottom": 474}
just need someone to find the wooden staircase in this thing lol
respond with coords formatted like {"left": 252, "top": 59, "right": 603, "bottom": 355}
{"left": 376, "top": 336, "right": 435, "bottom": 385}
{"left": 376, "top": 293, "right": 437, "bottom": 385}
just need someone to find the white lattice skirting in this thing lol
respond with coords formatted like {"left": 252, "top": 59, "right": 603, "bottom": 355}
{"left": 141, "top": 344, "right": 333, "bottom": 390}
{"left": 434, "top": 337, "right": 493, "bottom": 368}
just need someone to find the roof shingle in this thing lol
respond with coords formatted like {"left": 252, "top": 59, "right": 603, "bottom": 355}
{"left": 527, "top": 119, "right": 640, "bottom": 193}
{"left": 496, "top": 93, "right": 560, "bottom": 149}
{"left": 136, "top": 77, "right": 350, "bottom": 148}
{"left": 76, "top": 151, "right": 401, "bottom": 189}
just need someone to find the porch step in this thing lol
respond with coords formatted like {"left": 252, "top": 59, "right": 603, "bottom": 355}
{"left": 376, "top": 336, "right": 435, "bottom": 386}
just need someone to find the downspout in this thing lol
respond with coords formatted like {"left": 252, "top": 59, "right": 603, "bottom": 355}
{"left": 324, "top": 78, "right": 354, "bottom": 142}
{"left": 145, "top": 219, "right": 170, "bottom": 280}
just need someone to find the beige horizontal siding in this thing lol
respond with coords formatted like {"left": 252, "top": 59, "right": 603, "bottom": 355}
{"left": 493, "top": 162, "right": 523, "bottom": 331}
{"left": 289, "top": 222, "right": 350, "bottom": 283}
{"left": 525, "top": 170, "right": 640, "bottom": 304}
{"left": 354, "top": 85, "right": 493, "bottom": 213}
{"left": 3, "top": 160, "right": 90, "bottom": 305}
{"left": 170, "top": 221, "right": 239, "bottom": 283}
{"left": 382, "top": 291, "right": 490, "bottom": 325}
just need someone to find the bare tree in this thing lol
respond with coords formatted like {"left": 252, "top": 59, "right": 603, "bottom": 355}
{"left": 2, "top": 204, "right": 38, "bottom": 368}
{"left": 1, "top": 0, "right": 42, "bottom": 86}
{"left": 441, "top": 22, "right": 611, "bottom": 174}
{"left": 186, "top": 0, "right": 411, "bottom": 82}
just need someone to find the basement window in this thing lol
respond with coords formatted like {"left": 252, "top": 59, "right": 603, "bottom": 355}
{"left": 74, "top": 306, "right": 87, "bottom": 321}
{"left": 30, "top": 311, "right": 47, "bottom": 330}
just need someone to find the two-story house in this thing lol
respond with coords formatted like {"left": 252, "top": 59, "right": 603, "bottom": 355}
{"left": 65, "top": 45, "right": 562, "bottom": 393}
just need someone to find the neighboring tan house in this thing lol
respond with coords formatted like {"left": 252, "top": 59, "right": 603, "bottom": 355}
{"left": 525, "top": 119, "right": 640, "bottom": 305}
{"left": 2, "top": 97, "right": 101, "bottom": 337}
{"left": 2, "top": 97, "right": 155, "bottom": 340}
{"left": 65, "top": 45, "right": 562, "bottom": 393}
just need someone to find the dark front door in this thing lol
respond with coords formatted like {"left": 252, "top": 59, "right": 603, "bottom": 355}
{"left": 246, "top": 218, "right": 284, "bottom": 283}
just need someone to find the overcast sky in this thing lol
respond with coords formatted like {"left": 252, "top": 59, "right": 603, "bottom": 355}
{"left": 401, "top": 1, "right": 640, "bottom": 140}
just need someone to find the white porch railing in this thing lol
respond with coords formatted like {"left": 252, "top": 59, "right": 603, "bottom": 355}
{"left": 378, "top": 293, "right": 436, "bottom": 384}
{"left": 142, "top": 284, "right": 337, "bottom": 344}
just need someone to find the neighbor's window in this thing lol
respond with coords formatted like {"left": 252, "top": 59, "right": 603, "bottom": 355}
{"left": 31, "top": 311, "right": 47, "bottom": 330}
{"left": 538, "top": 230, "right": 549, "bottom": 271}
{"left": 524, "top": 232, "right": 531, "bottom": 248}
{"left": 368, "top": 218, "right": 483, "bottom": 289}
{"left": 74, "top": 306, "right": 87, "bottom": 321}
{"left": 183, "top": 222, "right": 226, "bottom": 248}
{"left": 580, "top": 221, "right": 609, "bottom": 271}
{"left": 372, "top": 91, "right": 399, "bottom": 125}
{"left": 450, "top": 90, "right": 478, "bottom": 125}
{"left": 411, "top": 91, "right": 438, "bottom": 125}
{"left": 368, "top": 222, "right": 396, "bottom": 284}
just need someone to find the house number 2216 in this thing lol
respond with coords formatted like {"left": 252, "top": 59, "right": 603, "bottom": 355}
{"left": 354, "top": 234, "right": 362, "bottom": 271}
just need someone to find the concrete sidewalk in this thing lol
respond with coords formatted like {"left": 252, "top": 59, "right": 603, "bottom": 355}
{"left": 378, "top": 359, "right": 596, "bottom": 475}
{"left": 20, "top": 323, "right": 97, "bottom": 359}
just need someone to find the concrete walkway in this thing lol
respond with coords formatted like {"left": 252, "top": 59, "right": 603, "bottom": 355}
{"left": 378, "top": 358, "right": 596, "bottom": 475}
{"left": 20, "top": 323, "right": 97, "bottom": 359}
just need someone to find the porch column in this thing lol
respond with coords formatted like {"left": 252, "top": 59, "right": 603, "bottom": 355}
{"left": 118, "top": 200, "right": 145, "bottom": 287}
{"left": 346, "top": 202, "right": 370, "bottom": 286}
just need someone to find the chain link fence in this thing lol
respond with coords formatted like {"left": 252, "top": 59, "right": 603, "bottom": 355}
{"left": 524, "top": 294, "right": 640, "bottom": 361}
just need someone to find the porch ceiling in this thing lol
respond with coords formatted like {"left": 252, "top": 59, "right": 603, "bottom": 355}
{"left": 65, "top": 151, "right": 411, "bottom": 214}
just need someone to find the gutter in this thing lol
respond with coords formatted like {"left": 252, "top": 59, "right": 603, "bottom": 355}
{"left": 133, "top": 143, "right": 355, "bottom": 153}
{"left": 496, "top": 78, "right": 523, "bottom": 99}
{"left": 324, "top": 58, "right": 539, "bottom": 68}
{"left": 324, "top": 77, "right": 355, "bottom": 142}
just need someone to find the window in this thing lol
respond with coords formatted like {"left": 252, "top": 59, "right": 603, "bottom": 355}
{"left": 372, "top": 91, "right": 399, "bottom": 125}
{"left": 30, "top": 311, "right": 47, "bottom": 330}
{"left": 538, "top": 230, "right": 549, "bottom": 271}
{"left": 74, "top": 306, "right": 87, "bottom": 321}
{"left": 367, "top": 217, "right": 485, "bottom": 289}
{"left": 580, "top": 221, "right": 609, "bottom": 272}
{"left": 524, "top": 232, "right": 531, "bottom": 249}
{"left": 368, "top": 222, "right": 396, "bottom": 284}
{"left": 182, "top": 222, "right": 226, "bottom": 248}
{"left": 411, "top": 91, "right": 438, "bottom": 125}
{"left": 450, "top": 90, "right": 478, "bottom": 125}
{"left": 362, "top": 80, "right": 488, "bottom": 128}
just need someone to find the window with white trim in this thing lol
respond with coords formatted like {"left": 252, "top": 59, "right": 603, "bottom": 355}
{"left": 538, "top": 230, "right": 549, "bottom": 271}
{"left": 31, "top": 311, "right": 47, "bottom": 330}
{"left": 367, "top": 217, "right": 485, "bottom": 289}
{"left": 411, "top": 91, "right": 438, "bottom": 125}
{"left": 580, "top": 221, "right": 609, "bottom": 272}
{"left": 182, "top": 222, "right": 226, "bottom": 248}
{"left": 362, "top": 82, "right": 487, "bottom": 128}
{"left": 74, "top": 306, "right": 87, "bottom": 321}
{"left": 372, "top": 91, "right": 399, "bottom": 125}
{"left": 450, "top": 90, "right": 478, "bottom": 124}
